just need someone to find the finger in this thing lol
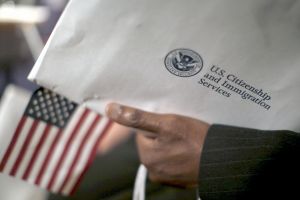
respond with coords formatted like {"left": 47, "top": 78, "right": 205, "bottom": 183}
{"left": 105, "top": 103, "right": 163, "bottom": 133}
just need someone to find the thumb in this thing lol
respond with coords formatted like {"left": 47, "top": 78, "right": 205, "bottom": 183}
{"left": 105, "top": 103, "right": 163, "bottom": 133}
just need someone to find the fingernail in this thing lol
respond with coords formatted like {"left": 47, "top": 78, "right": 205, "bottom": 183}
{"left": 106, "top": 103, "right": 122, "bottom": 120}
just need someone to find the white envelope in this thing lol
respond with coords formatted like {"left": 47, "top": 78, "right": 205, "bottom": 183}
{"left": 0, "top": 85, "right": 47, "bottom": 200}
{"left": 29, "top": 0, "right": 300, "bottom": 132}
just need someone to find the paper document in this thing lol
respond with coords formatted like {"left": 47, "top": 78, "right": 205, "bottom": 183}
{"left": 29, "top": 0, "right": 300, "bottom": 131}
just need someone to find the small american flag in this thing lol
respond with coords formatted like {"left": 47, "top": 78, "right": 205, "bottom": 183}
{"left": 0, "top": 88, "right": 112, "bottom": 195}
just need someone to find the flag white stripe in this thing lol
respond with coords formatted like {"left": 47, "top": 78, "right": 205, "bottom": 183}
{"left": 51, "top": 111, "right": 96, "bottom": 192}
{"left": 62, "top": 118, "right": 110, "bottom": 195}
{"left": 3, "top": 118, "right": 34, "bottom": 173}
{"left": 27, "top": 126, "right": 59, "bottom": 183}
{"left": 40, "top": 107, "right": 85, "bottom": 188}
{"left": 15, "top": 122, "right": 46, "bottom": 178}
{"left": 0, "top": 117, "right": 26, "bottom": 163}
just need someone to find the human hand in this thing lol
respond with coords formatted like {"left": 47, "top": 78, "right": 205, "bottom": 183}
{"left": 105, "top": 103, "right": 210, "bottom": 188}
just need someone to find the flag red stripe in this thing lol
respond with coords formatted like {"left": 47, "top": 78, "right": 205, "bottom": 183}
{"left": 47, "top": 109, "right": 90, "bottom": 190}
{"left": 0, "top": 117, "right": 27, "bottom": 171}
{"left": 35, "top": 129, "right": 63, "bottom": 185}
{"left": 58, "top": 115, "right": 101, "bottom": 193}
{"left": 10, "top": 120, "right": 39, "bottom": 176}
{"left": 70, "top": 121, "right": 113, "bottom": 195}
{"left": 22, "top": 124, "right": 52, "bottom": 180}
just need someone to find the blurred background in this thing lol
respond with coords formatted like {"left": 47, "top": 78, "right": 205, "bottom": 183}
{"left": 0, "top": 0, "right": 69, "bottom": 97}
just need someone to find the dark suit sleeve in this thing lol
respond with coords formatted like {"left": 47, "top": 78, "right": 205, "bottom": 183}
{"left": 198, "top": 125, "right": 300, "bottom": 200}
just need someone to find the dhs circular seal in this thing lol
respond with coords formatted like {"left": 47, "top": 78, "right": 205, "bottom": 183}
{"left": 164, "top": 49, "right": 203, "bottom": 77}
